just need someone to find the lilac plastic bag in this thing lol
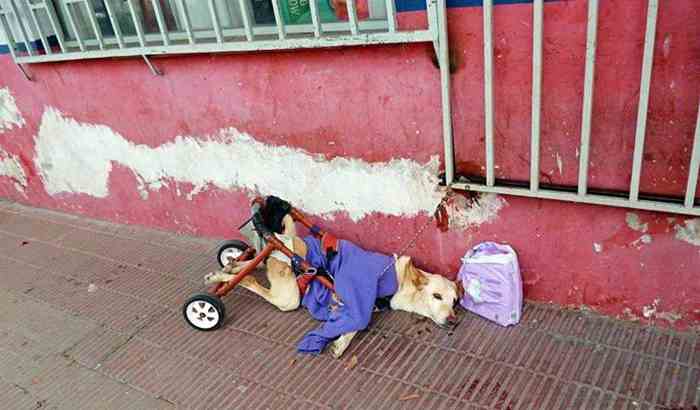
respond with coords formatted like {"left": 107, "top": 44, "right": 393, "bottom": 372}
{"left": 457, "top": 242, "right": 522, "bottom": 327}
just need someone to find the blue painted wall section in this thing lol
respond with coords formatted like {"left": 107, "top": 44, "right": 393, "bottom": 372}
{"left": 396, "top": 0, "right": 558, "bottom": 13}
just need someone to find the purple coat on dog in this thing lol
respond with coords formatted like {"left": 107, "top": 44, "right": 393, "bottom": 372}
{"left": 297, "top": 236, "right": 398, "bottom": 354}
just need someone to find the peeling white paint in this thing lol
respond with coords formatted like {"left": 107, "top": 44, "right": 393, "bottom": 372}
{"left": 656, "top": 311, "right": 682, "bottom": 324}
{"left": 631, "top": 234, "right": 653, "bottom": 248}
{"left": 625, "top": 212, "right": 648, "bottom": 233}
{"left": 445, "top": 193, "right": 506, "bottom": 229}
{"left": 674, "top": 219, "right": 700, "bottom": 246}
{"left": 642, "top": 298, "right": 660, "bottom": 319}
{"left": 593, "top": 242, "right": 603, "bottom": 253}
{"left": 35, "top": 108, "right": 451, "bottom": 221}
{"left": 555, "top": 153, "right": 563, "bottom": 176}
{"left": 0, "top": 88, "right": 25, "bottom": 132}
{"left": 0, "top": 149, "right": 27, "bottom": 193}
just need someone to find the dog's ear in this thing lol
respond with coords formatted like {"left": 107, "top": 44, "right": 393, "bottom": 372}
{"left": 406, "top": 260, "right": 428, "bottom": 290}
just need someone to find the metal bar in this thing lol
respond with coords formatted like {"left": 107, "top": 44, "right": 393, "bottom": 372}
{"left": 14, "top": 29, "right": 434, "bottom": 63}
{"left": 308, "top": 0, "right": 322, "bottom": 37}
{"left": 437, "top": 0, "right": 453, "bottom": 185}
{"left": 126, "top": 0, "right": 146, "bottom": 46}
{"left": 175, "top": 0, "right": 194, "bottom": 44}
{"left": 629, "top": 0, "right": 658, "bottom": 202}
{"left": 61, "top": 1, "right": 84, "bottom": 51}
{"left": 346, "top": 0, "right": 359, "bottom": 35}
{"left": 484, "top": 0, "right": 495, "bottom": 186}
{"left": 427, "top": 0, "right": 438, "bottom": 58}
{"left": 269, "top": 0, "right": 285, "bottom": 40}
{"left": 16, "top": 62, "right": 32, "bottom": 80}
{"left": 26, "top": 1, "right": 51, "bottom": 54}
{"left": 451, "top": 182, "right": 700, "bottom": 217}
{"left": 29, "top": 18, "right": 392, "bottom": 50}
{"left": 214, "top": 244, "right": 274, "bottom": 297}
{"left": 237, "top": 0, "right": 253, "bottom": 41}
{"left": 384, "top": 0, "right": 396, "bottom": 32}
{"left": 43, "top": 0, "right": 66, "bottom": 52}
{"left": 103, "top": 0, "right": 124, "bottom": 48}
{"left": 685, "top": 102, "right": 700, "bottom": 208}
{"left": 149, "top": 0, "right": 168, "bottom": 46}
{"left": 577, "top": 0, "right": 598, "bottom": 195}
{"left": 0, "top": 10, "right": 18, "bottom": 59}
{"left": 206, "top": 0, "right": 223, "bottom": 43}
{"left": 8, "top": 0, "right": 35, "bottom": 55}
{"left": 530, "top": 0, "right": 543, "bottom": 191}
{"left": 83, "top": 0, "right": 105, "bottom": 49}
{"left": 142, "top": 54, "right": 161, "bottom": 75}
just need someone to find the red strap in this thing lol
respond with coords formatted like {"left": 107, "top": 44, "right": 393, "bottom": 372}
{"left": 321, "top": 233, "right": 338, "bottom": 254}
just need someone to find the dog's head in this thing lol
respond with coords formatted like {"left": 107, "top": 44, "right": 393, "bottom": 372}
{"left": 400, "top": 259, "right": 459, "bottom": 327}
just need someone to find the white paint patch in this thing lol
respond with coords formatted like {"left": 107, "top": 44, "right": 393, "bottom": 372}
{"left": 0, "top": 88, "right": 25, "bottom": 132}
{"left": 555, "top": 152, "right": 563, "bottom": 176}
{"left": 662, "top": 34, "right": 672, "bottom": 58}
{"left": 0, "top": 148, "right": 27, "bottom": 193}
{"left": 674, "top": 219, "right": 700, "bottom": 246}
{"left": 593, "top": 242, "right": 603, "bottom": 253}
{"left": 625, "top": 212, "right": 648, "bottom": 233}
{"left": 631, "top": 234, "right": 653, "bottom": 248}
{"left": 642, "top": 298, "right": 660, "bottom": 319}
{"left": 445, "top": 193, "right": 506, "bottom": 229}
{"left": 35, "top": 108, "right": 450, "bottom": 221}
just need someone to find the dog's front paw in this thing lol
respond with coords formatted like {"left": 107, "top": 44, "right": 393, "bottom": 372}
{"left": 329, "top": 341, "right": 346, "bottom": 359}
{"left": 203, "top": 272, "right": 219, "bottom": 285}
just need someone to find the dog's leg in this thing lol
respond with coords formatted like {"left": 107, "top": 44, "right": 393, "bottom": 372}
{"left": 203, "top": 259, "right": 264, "bottom": 285}
{"left": 329, "top": 332, "right": 358, "bottom": 359}
{"left": 203, "top": 271, "right": 235, "bottom": 285}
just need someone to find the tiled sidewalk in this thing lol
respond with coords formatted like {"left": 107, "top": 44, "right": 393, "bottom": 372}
{"left": 0, "top": 199, "right": 697, "bottom": 409}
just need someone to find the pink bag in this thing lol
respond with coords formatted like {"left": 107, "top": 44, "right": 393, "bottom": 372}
{"left": 457, "top": 242, "right": 522, "bottom": 327}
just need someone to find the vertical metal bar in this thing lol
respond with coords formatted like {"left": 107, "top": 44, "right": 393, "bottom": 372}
{"left": 26, "top": 2, "right": 51, "bottom": 54}
{"left": 103, "top": 0, "right": 124, "bottom": 48}
{"left": 126, "top": 0, "right": 146, "bottom": 46}
{"left": 207, "top": 0, "right": 223, "bottom": 43}
{"left": 150, "top": 0, "right": 168, "bottom": 46}
{"left": 44, "top": 0, "right": 66, "bottom": 52}
{"left": 437, "top": 0, "right": 453, "bottom": 185}
{"left": 62, "top": 1, "right": 85, "bottom": 51}
{"left": 0, "top": 9, "right": 18, "bottom": 59}
{"left": 308, "top": 0, "right": 321, "bottom": 37}
{"left": 83, "top": 0, "right": 105, "bottom": 49}
{"left": 530, "top": 0, "right": 543, "bottom": 192}
{"left": 685, "top": 102, "right": 700, "bottom": 208}
{"left": 384, "top": 0, "right": 396, "bottom": 32}
{"left": 175, "top": 0, "right": 194, "bottom": 44}
{"left": 629, "top": 0, "right": 658, "bottom": 202}
{"left": 345, "top": 0, "right": 359, "bottom": 35}
{"left": 237, "top": 0, "right": 253, "bottom": 41}
{"left": 577, "top": 0, "right": 598, "bottom": 196}
{"left": 269, "top": 0, "right": 285, "bottom": 40}
{"left": 8, "top": 0, "right": 35, "bottom": 55}
{"left": 483, "top": 0, "right": 495, "bottom": 186}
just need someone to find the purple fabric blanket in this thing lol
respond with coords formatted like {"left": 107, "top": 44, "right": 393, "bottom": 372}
{"left": 297, "top": 236, "right": 398, "bottom": 354}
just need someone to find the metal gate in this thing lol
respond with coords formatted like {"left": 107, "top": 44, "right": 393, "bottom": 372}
{"left": 443, "top": 0, "right": 700, "bottom": 217}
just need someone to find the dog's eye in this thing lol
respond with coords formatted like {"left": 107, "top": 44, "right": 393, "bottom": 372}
{"left": 432, "top": 293, "right": 443, "bottom": 301}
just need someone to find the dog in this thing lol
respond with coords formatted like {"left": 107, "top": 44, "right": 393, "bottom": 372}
{"left": 204, "top": 215, "right": 459, "bottom": 358}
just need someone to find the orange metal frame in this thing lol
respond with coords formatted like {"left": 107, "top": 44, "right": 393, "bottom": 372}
{"left": 211, "top": 197, "right": 334, "bottom": 298}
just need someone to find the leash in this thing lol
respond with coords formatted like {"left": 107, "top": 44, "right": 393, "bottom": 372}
{"left": 376, "top": 189, "right": 454, "bottom": 279}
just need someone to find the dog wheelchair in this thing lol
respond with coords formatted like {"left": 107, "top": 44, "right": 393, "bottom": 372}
{"left": 182, "top": 196, "right": 336, "bottom": 331}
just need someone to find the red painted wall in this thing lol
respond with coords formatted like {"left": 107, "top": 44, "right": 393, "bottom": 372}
{"left": 1, "top": 0, "right": 698, "bottom": 328}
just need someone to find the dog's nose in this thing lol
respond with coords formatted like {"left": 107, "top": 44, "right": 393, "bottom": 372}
{"left": 446, "top": 314, "right": 458, "bottom": 326}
